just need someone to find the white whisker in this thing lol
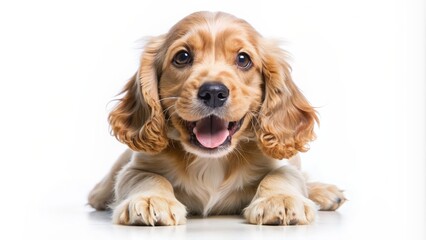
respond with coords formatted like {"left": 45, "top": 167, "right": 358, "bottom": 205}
{"left": 158, "top": 96, "right": 180, "bottom": 102}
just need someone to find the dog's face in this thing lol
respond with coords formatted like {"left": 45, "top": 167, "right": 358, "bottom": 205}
{"left": 109, "top": 12, "right": 318, "bottom": 159}
{"left": 159, "top": 13, "right": 263, "bottom": 157}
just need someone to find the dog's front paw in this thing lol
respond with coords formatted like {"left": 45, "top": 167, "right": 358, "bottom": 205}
{"left": 112, "top": 195, "right": 187, "bottom": 226}
{"left": 308, "top": 182, "right": 346, "bottom": 211}
{"left": 244, "top": 194, "right": 317, "bottom": 225}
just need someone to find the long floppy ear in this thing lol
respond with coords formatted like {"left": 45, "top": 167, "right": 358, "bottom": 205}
{"left": 257, "top": 40, "right": 318, "bottom": 159}
{"left": 109, "top": 36, "right": 168, "bottom": 153}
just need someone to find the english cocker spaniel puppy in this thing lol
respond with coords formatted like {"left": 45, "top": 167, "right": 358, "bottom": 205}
{"left": 88, "top": 11, "right": 346, "bottom": 226}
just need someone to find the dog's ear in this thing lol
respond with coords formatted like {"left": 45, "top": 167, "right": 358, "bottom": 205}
{"left": 256, "top": 40, "right": 318, "bottom": 159}
{"left": 109, "top": 36, "right": 168, "bottom": 153}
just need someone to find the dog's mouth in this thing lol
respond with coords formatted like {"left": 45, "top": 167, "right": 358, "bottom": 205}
{"left": 185, "top": 115, "right": 243, "bottom": 150}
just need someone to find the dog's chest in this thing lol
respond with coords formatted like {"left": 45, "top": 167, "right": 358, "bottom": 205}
{"left": 179, "top": 157, "right": 241, "bottom": 216}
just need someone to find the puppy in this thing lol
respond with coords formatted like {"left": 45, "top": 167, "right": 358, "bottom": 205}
{"left": 88, "top": 11, "right": 345, "bottom": 226}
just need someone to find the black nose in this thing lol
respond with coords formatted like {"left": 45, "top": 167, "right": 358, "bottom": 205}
{"left": 198, "top": 82, "right": 229, "bottom": 108}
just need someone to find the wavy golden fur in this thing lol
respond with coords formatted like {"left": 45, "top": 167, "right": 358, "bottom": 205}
{"left": 89, "top": 11, "right": 345, "bottom": 226}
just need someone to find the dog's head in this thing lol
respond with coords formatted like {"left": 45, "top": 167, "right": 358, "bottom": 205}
{"left": 109, "top": 12, "right": 318, "bottom": 159}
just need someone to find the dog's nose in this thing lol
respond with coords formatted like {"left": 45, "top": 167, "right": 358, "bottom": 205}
{"left": 198, "top": 82, "right": 229, "bottom": 108}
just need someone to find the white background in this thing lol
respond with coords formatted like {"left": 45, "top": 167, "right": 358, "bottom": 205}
{"left": 0, "top": 0, "right": 425, "bottom": 239}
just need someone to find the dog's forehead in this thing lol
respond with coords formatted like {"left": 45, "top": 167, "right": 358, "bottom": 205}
{"left": 165, "top": 12, "right": 259, "bottom": 48}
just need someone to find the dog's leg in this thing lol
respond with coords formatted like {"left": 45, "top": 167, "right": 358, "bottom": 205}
{"left": 307, "top": 182, "right": 346, "bottom": 211}
{"left": 111, "top": 164, "right": 187, "bottom": 226}
{"left": 244, "top": 166, "right": 317, "bottom": 225}
{"left": 88, "top": 149, "right": 132, "bottom": 210}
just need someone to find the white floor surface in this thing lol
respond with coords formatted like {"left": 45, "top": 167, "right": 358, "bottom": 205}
{"left": 2, "top": 183, "right": 423, "bottom": 240}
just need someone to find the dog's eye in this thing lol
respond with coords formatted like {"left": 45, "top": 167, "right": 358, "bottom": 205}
{"left": 236, "top": 52, "right": 252, "bottom": 70}
{"left": 173, "top": 50, "right": 192, "bottom": 67}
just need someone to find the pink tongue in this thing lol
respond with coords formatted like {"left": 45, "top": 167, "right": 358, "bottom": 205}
{"left": 193, "top": 116, "right": 229, "bottom": 149}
